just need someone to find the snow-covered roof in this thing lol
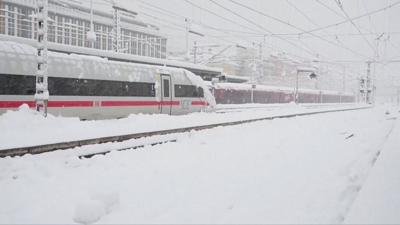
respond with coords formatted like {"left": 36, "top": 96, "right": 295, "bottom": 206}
{"left": 0, "top": 35, "right": 223, "bottom": 74}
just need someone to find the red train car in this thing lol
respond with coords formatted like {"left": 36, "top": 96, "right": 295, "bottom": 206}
{"left": 212, "top": 83, "right": 355, "bottom": 105}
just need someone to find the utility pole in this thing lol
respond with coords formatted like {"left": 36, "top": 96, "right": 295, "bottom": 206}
{"left": 397, "top": 86, "right": 400, "bottom": 106}
{"left": 35, "top": 0, "right": 49, "bottom": 117}
{"left": 340, "top": 66, "right": 346, "bottom": 103}
{"left": 185, "top": 18, "right": 190, "bottom": 61}
{"left": 87, "top": 0, "right": 96, "bottom": 45}
{"left": 366, "top": 61, "right": 372, "bottom": 104}
{"left": 193, "top": 41, "right": 197, "bottom": 64}
{"left": 112, "top": 5, "right": 122, "bottom": 52}
{"left": 259, "top": 40, "right": 264, "bottom": 80}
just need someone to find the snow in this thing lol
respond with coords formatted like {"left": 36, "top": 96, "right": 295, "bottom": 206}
{"left": 344, "top": 109, "right": 400, "bottom": 224}
{"left": 184, "top": 70, "right": 217, "bottom": 109}
{"left": 0, "top": 103, "right": 364, "bottom": 150}
{"left": 0, "top": 35, "right": 223, "bottom": 74}
{"left": 0, "top": 104, "right": 398, "bottom": 224}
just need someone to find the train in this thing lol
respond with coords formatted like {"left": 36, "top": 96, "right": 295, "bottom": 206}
{"left": 212, "top": 82, "right": 355, "bottom": 105}
{"left": 0, "top": 41, "right": 216, "bottom": 119}
{"left": 0, "top": 41, "right": 356, "bottom": 120}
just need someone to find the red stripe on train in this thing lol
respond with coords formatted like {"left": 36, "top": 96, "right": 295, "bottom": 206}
{"left": 101, "top": 101, "right": 180, "bottom": 107}
{"left": 48, "top": 101, "right": 94, "bottom": 107}
{"left": 0, "top": 101, "right": 181, "bottom": 108}
{"left": 0, "top": 101, "right": 36, "bottom": 108}
{"left": 191, "top": 101, "right": 209, "bottom": 106}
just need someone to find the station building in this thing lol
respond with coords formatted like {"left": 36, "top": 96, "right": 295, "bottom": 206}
{"left": 0, "top": 0, "right": 167, "bottom": 59}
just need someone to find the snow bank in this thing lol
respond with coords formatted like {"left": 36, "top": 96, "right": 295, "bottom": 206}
{"left": 74, "top": 192, "right": 120, "bottom": 225}
{"left": 344, "top": 111, "right": 400, "bottom": 224}
{"left": 0, "top": 103, "right": 363, "bottom": 150}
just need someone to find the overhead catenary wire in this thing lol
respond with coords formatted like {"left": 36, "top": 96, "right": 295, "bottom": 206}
{"left": 285, "top": 0, "right": 353, "bottom": 72}
{"left": 208, "top": 0, "right": 323, "bottom": 59}
{"left": 286, "top": 0, "right": 320, "bottom": 28}
{"left": 314, "top": 0, "right": 377, "bottom": 34}
{"left": 228, "top": 0, "right": 367, "bottom": 59}
{"left": 138, "top": 11, "right": 243, "bottom": 47}
{"left": 136, "top": 0, "right": 267, "bottom": 51}
{"left": 334, "top": 0, "right": 376, "bottom": 54}
{"left": 303, "top": 0, "right": 400, "bottom": 35}
{"left": 183, "top": 0, "right": 265, "bottom": 35}
{"left": 182, "top": 0, "right": 321, "bottom": 61}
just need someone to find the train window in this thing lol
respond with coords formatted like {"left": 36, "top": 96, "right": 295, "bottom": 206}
{"left": 174, "top": 85, "right": 204, "bottom": 98}
{"left": 0, "top": 74, "right": 155, "bottom": 97}
{"left": 48, "top": 77, "right": 156, "bottom": 97}
{"left": 0, "top": 74, "right": 35, "bottom": 95}
{"left": 163, "top": 79, "right": 170, "bottom": 98}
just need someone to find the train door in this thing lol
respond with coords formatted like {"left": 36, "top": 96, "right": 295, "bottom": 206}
{"left": 160, "top": 74, "right": 172, "bottom": 115}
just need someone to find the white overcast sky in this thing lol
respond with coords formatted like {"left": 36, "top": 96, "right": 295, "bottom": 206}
{"left": 93, "top": 0, "right": 400, "bottom": 97}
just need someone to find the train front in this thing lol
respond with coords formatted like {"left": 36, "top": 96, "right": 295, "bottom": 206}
{"left": 183, "top": 70, "right": 217, "bottom": 112}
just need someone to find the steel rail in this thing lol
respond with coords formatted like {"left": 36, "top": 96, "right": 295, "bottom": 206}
{"left": 0, "top": 106, "right": 371, "bottom": 158}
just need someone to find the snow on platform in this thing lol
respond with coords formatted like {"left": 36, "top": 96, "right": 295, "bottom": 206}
{"left": 0, "top": 103, "right": 361, "bottom": 150}
{"left": 344, "top": 109, "right": 400, "bottom": 224}
{"left": 0, "top": 104, "right": 397, "bottom": 224}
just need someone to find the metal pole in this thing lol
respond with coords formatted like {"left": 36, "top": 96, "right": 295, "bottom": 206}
{"left": 90, "top": 0, "right": 93, "bottom": 30}
{"left": 193, "top": 41, "right": 197, "bottom": 64}
{"left": 340, "top": 66, "right": 346, "bottom": 104}
{"left": 185, "top": 18, "right": 190, "bottom": 60}
{"left": 90, "top": 0, "right": 94, "bottom": 44}
{"left": 366, "top": 62, "right": 371, "bottom": 104}
{"left": 112, "top": 6, "right": 121, "bottom": 52}
{"left": 35, "top": 0, "right": 49, "bottom": 117}
{"left": 397, "top": 86, "right": 400, "bottom": 106}
{"left": 295, "top": 70, "right": 299, "bottom": 104}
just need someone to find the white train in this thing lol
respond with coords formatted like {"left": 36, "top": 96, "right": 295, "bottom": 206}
{"left": 0, "top": 41, "right": 216, "bottom": 119}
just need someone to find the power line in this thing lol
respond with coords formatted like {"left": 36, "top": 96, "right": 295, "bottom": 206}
{"left": 303, "top": 0, "right": 400, "bottom": 35}
{"left": 315, "top": 0, "right": 346, "bottom": 19}
{"left": 285, "top": 0, "right": 353, "bottom": 69}
{"left": 140, "top": 2, "right": 260, "bottom": 36}
{"left": 286, "top": 0, "right": 320, "bottom": 28}
{"left": 208, "top": 0, "right": 322, "bottom": 58}
{"left": 137, "top": 0, "right": 265, "bottom": 49}
{"left": 140, "top": 9, "right": 263, "bottom": 56}
{"left": 136, "top": 0, "right": 185, "bottom": 20}
{"left": 183, "top": 0, "right": 265, "bottom": 35}
{"left": 361, "top": 0, "right": 378, "bottom": 33}
{"left": 228, "top": 0, "right": 367, "bottom": 58}
{"left": 334, "top": 0, "right": 376, "bottom": 53}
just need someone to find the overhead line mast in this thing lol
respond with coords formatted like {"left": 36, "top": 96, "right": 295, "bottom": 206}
{"left": 35, "top": 0, "right": 49, "bottom": 117}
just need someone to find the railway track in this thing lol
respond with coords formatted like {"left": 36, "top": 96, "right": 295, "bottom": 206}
{"left": 0, "top": 106, "right": 371, "bottom": 158}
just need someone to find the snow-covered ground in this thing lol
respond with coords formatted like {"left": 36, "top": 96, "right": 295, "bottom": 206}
{"left": 0, "top": 104, "right": 398, "bottom": 224}
{"left": 0, "top": 103, "right": 362, "bottom": 150}
{"left": 344, "top": 109, "right": 400, "bottom": 224}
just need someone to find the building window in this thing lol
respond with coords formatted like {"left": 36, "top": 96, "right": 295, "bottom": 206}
{"left": 48, "top": 14, "right": 56, "bottom": 42}
{"left": 7, "top": 5, "right": 15, "bottom": 36}
{"left": 0, "top": 2, "right": 5, "bottom": 34}
{"left": 1, "top": 2, "right": 166, "bottom": 59}
{"left": 70, "top": 18, "right": 77, "bottom": 46}
{"left": 77, "top": 20, "right": 83, "bottom": 46}
{"left": 161, "top": 39, "right": 167, "bottom": 59}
